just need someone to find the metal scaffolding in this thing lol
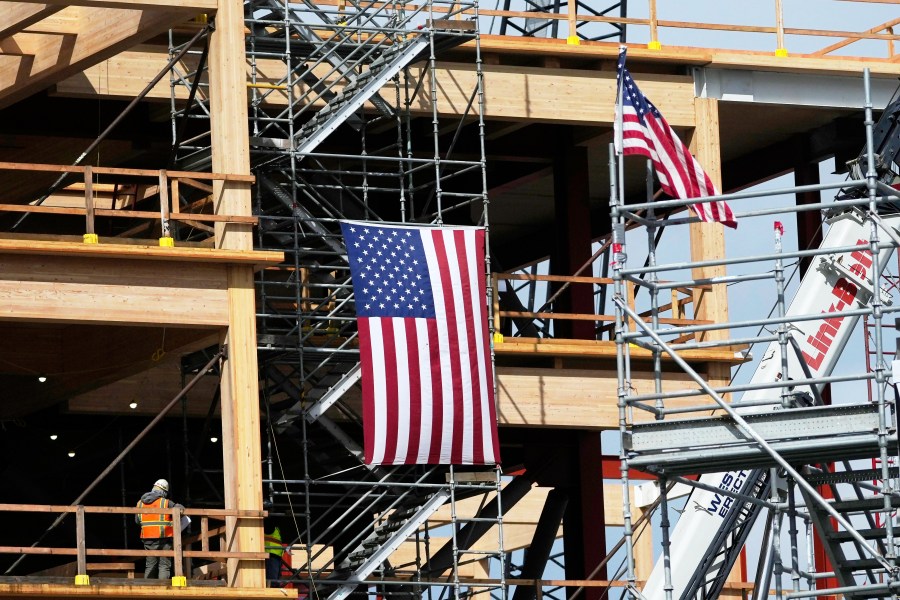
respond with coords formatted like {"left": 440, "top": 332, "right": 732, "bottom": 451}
{"left": 612, "top": 70, "right": 900, "bottom": 599}
{"left": 168, "top": 0, "right": 507, "bottom": 595}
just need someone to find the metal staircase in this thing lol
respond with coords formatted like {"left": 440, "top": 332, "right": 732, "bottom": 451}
{"left": 168, "top": 0, "right": 497, "bottom": 594}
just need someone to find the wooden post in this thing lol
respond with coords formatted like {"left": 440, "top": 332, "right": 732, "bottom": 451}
{"left": 689, "top": 99, "right": 733, "bottom": 395}
{"left": 566, "top": 0, "right": 578, "bottom": 45}
{"left": 688, "top": 98, "right": 728, "bottom": 341}
{"left": 209, "top": 0, "right": 265, "bottom": 588}
{"left": 648, "top": 0, "right": 660, "bottom": 49}
{"left": 492, "top": 274, "right": 501, "bottom": 337}
{"left": 159, "top": 170, "right": 171, "bottom": 241}
{"left": 889, "top": 26, "right": 895, "bottom": 59}
{"left": 201, "top": 517, "right": 210, "bottom": 553}
{"left": 173, "top": 505, "right": 184, "bottom": 578}
{"left": 76, "top": 505, "right": 87, "bottom": 578}
{"left": 171, "top": 178, "right": 181, "bottom": 215}
{"left": 774, "top": 0, "right": 787, "bottom": 55}
{"left": 84, "top": 166, "right": 95, "bottom": 240}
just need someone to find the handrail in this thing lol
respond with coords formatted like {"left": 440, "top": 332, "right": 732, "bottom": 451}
{"left": 492, "top": 272, "right": 711, "bottom": 342}
{"left": 0, "top": 503, "right": 267, "bottom": 584}
{"left": 285, "top": 0, "right": 900, "bottom": 61}
{"left": 1, "top": 161, "right": 257, "bottom": 244}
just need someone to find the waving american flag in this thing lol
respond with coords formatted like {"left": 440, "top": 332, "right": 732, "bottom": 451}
{"left": 615, "top": 48, "right": 736, "bottom": 228}
{"left": 341, "top": 222, "right": 500, "bottom": 466}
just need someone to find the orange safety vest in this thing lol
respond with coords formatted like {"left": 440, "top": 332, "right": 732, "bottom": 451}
{"left": 137, "top": 497, "right": 174, "bottom": 538}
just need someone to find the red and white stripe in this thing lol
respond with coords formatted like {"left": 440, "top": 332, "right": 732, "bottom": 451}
{"left": 619, "top": 104, "right": 736, "bottom": 228}
{"left": 358, "top": 227, "right": 499, "bottom": 465}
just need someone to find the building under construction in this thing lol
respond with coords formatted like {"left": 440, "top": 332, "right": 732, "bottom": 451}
{"left": 0, "top": 1, "right": 899, "bottom": 599}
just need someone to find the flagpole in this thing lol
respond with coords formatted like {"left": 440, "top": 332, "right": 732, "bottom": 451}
{"left": 615, "top": 46, "right": 627, "bottom": 210}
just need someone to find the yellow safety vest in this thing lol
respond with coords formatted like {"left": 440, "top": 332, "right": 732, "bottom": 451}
{"left": 265, "top": 529, "right": 284, "bottom": 557}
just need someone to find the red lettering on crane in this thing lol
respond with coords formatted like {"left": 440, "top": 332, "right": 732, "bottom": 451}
{"left": 800, "top": 241, "right": 871, "bottom": 371}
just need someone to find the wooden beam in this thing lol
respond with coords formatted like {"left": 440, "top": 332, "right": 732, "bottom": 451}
{"left": 13, "top": 0, "right": 217, "bottom": 10}
{"left": 495, "top": 367, "right": 699, "bottom": 429}
{"left": 0, "top": 3, "right": 64, "bottom": 39}
{"left": 0, "top": 583, "right": 297, "bottom": 598}
{"left": 55, "top": 48, "right": 698, "bottom": 127}
{"left": 0, "top": 237, "right": 283, "bottom": 266}
{"left": 0, "top": 6, "right": 197, "bottom": 109}
{"left": 0, "top": 253, "right": 230, "bottom": 326}
{"left": 209, "top": 0, "right": 264, "bottom": 588}
{"left": 689, "top": 97, "right": 732, "bottom": 396}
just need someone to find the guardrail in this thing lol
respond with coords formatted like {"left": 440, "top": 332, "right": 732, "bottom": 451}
{"left": 492, "top": 272, "right": 710, "bottom": 342}
{"left": 0, "top": 503, "right": 266, "bottom": 586}
{"left": 0, "top": 162, "right": 256, "bottom": 246}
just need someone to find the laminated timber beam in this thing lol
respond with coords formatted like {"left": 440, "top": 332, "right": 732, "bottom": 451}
{"left": 54, "top": 49, "right": 698, "bottom": 127}
{"left": 12, "top": 0, "right": 217, "bottom": 10}
{"left": 0, "top": 238, "right": 282, "bottom": 327}
{"left": 0, "top": 4, "right": 209, "bottom": 109}
{"left": 0, "top": 584, "right": 297, "bottom": 598}
{"left": 0, "top": 4, "right": 63, "bottom": 39}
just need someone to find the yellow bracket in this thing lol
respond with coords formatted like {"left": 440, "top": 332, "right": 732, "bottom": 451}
{"left": 75, "top": 575, "right": 90, "bottom": 586}
{"left": 171, "top": 576, "right": 187, "bottom": 588}
{"left": 83, "top": 233, "right": 99, "bottom": 245}
{"left": 775, "top": 48, "right": 788, "bottom": 57}
{"left": 159, "top": 236, "right": 175, "bottom": 247}
{"left": 566, "top": 35, "right": 580, "bottom": 45}
{"left": 647, "top": 40, "right": 662, "bottom": 50}
{"left": 493, "top": 332, "right": 504, "bottom": 344}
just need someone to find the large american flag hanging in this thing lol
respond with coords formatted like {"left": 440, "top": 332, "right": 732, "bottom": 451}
{"left": 340, "top": 222, "right": 501, "bottom": 466}
{"left": 615, "top": 48, "right": 736, "bottom": 228}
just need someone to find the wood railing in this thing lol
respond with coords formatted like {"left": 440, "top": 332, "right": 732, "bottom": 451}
{"left": 0, "top": 161, "right": 256, "bottom": 244}
{"left": 298, "top": 0, "right": 899, "bottom": 60}
{"left": 484, "top": 0, "right": 899, "bottom": 58}
{"left": 0, "top": 503, "right": 266, "bottom": 584}
{"left": 492, "top": 272, "right": 710, "bottom": 342}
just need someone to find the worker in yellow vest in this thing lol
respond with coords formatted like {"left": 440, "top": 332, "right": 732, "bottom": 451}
{"left": 264, "top": 526, "right": 285, "bottom": 586}
{"left": 136, "top": 479, "right": 182, "bottom": 580}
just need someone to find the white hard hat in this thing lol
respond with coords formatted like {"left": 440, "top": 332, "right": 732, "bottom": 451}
{"left": 153, "top": 479, "right": 169, "bottom": 493}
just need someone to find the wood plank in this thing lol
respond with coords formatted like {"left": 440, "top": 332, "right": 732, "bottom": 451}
{"left": 0, "top": 3, "right": 64, "bottom": 39}
{"left": 0, "top": 237, "right": 283, "bottom": 265}
{"left": 0, "top": 583, "right": 297, "bottom": 598}
{"left": 54, "top": 48, "right": 697, "bottom": 127}
{"left": 495, "top": 367, "right": 699, "bottom": 429}
{"left": 494, "top": 338, "right": 747, "bottom": 363}
{"left": 0, "top": 6, "right": 198, "bottom": 109}
{"left": 0, "top": 254, "right": 229, "bottom": 326}
{"left": 14, "top": 0, "right": 217, "bottom": 10}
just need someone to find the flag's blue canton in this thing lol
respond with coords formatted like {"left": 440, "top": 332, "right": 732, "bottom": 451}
{"left": 616, "top": 50, "right": 662, "bottom": 125}
{"left": 341, "top": 223, "right": 436, "bottom": 319}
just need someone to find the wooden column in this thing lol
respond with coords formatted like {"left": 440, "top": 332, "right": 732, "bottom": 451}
{"left": 690, "top": 97, "right": 742, "bottom": 599}
{"left": 209, "top": 0, "right": 265, "bottom": 588}
{"left": 688, "top": 97, "right": 728, "bottom": 343}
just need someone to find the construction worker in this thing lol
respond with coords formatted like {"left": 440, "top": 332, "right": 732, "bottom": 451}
{"left": 136, "top": 479, "right": 182, "bottom": 580}
{"left": 264, "top": 526, "right": 284, "bottom": 586}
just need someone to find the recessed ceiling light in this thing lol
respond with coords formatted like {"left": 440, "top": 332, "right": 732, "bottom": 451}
{"left": 50, "top": 434, "right": 58, "bottom": 441}
{"left": 67, "top": 451, "right": 76, "bottom": 458}
{"left": 210, "top": 436, "right": 219, "bottom": 443}
{"left": 129, "top": 402, "right": 138, "bottom": 410}
{"left": 38, "top": 375, "right": 47, "bottom": 383}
